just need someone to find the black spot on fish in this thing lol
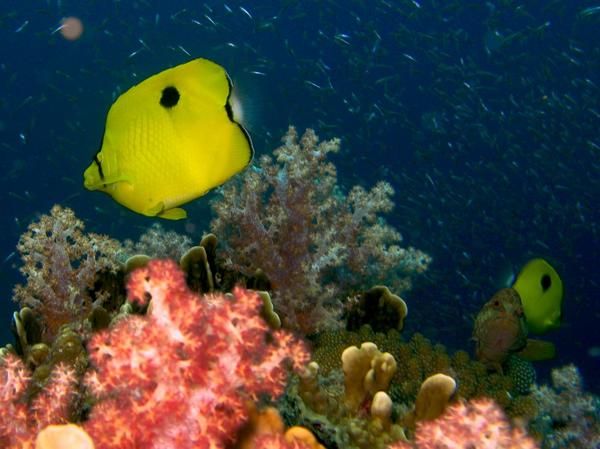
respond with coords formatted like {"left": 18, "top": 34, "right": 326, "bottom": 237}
{"left": 160, "top": 86, "right": 180, "bottom": 108}
{"left": 541, "top": 274, "right": 551, "bottom": 291}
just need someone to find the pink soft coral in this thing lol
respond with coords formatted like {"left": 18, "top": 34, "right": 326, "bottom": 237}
{"left": 83, "top": 259, "right": 310, "bottom": 449}
{"left": 390, "top": 398, "right": 539, "bottom": 449}
{"left": 0, "top": 354, "right": 77, "bottom": 449}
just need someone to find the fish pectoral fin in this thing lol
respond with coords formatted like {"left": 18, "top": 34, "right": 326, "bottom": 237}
{"left": 518, "top": 338, "right": 556, "bottom": 361}
{"left": 158, "top": 207, "right": 187, "bottom": 220}
{"left": 83, "top": 164, "right": 130, "bottom": 191}
{"left": 91, "top": 174, "right": 131, "bottom": 191}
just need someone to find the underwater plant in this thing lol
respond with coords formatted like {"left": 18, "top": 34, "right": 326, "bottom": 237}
{"left": 12, "top": 205, "right": 122, "bottom": 341}
{"left": 0, "top": 354, "right": 77, "bottom": 449}
{"left": 389, "top": 398, "right": 539, "bottom": 449}
{"left": 83, "top": 259, "right": 309, "bottom": 449}
{"left": 211, "top": 127, "right": 431, "bottom": 333}
{"left": 531, "top": 364, "right": 600, "bottom": 449}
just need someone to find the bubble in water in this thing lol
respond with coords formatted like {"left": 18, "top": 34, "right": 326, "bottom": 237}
{"left": 60, "top": 17, "right": 84, "bottom": 41}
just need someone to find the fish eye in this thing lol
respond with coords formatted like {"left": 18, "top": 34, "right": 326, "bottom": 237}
{"left": 540, "top": 274, "right": 552, "bottom": 291}
{"left": 160, "top": 86, "right": 180, "bottom": 108}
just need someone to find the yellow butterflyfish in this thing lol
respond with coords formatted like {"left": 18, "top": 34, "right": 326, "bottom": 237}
{"left": 512, "top": 258, "right": 563, "bottom": 334}
{"left": 83, "top": 58, "right": 253, "bottom": 219}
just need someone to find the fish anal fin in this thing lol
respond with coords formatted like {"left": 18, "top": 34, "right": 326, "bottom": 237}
{"left": 158, "top": 207, "right": 187, "bottom": 220}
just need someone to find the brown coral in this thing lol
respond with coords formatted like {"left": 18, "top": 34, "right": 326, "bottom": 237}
{"left": 345, "top": 286, "right": 408, "bottom": 333}
{"left": 13, "top": 205, "right": 123, "bottom": 342}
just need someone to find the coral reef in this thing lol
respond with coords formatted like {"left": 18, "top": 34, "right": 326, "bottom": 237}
{"left": 237, "top": 405, "right": 324, "bottom": 449}
{"left": 389, "top": 398, "right": 539, "bottom": 449}
{"left": 0, "top": 354, "right": 77, "bottom": 449}
{"left": 211, "top": 127, "right": 431, "bottom": 333}
{"left": 530, "top": 364, "right": 600, "bottom": 449}
{"left": 83, "top": 259, "right": 309, "bottom": 449}
{"left": 284, "top": 340, "right": 407, "bottom": 449}
{"left": 341, "top": 342, "right": 397, "bottom": 412}
{"left": 345, "top": 286, "right": 408, "bottom": 333}
{"left": 35, "top": 424, "right": 94, "bottom": 449}
{"left": 505, "top": 354, "right": 536, "bottom": 395}
{"left": 285, "top": 327, "right": 548, "bottom": 449}
{"left": 122, "top": 222, "right": 192, "bottom": 261}
{"left": 13, "top": 205, "right": 123, "bottom": 342}
{"left": 311, "top": 326, "right": 534, "bottom": 420}
{"left": 409, "top": 373, "right": 456, "bottom": 424}
{"left": 0, "top": 168, "right": 592, "bottom": 449}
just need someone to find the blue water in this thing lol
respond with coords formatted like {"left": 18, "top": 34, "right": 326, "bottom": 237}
{"left": 0, "top": 0, "right": 598, "bottom": 392}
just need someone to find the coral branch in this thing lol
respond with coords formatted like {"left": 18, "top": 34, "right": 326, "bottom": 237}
{"left": 211, "top": 127, "right": 431, "bottom": 332}
{"left": 389, "top": 398, "right": 539, "bottom": 449}
{"left": 0, "top": 354, "right": 77, "bottom": 449}
{"left": 83, "top": 259, "right": 309, "bottom": 449}
{"left": 13, "top": 205, "right": 123, "bottom": 341}
{"left": 531, "top": 364, "right": 600, "bottom": 449}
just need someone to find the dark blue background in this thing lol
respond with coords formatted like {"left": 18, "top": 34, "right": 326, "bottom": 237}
{"left": 0, "top": 1, "right": 598, "bottom": 391}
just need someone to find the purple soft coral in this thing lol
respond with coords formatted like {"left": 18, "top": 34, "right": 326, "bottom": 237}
{"left": 211, "top": 127, "right": 431, "bottom": 333}
{"left": 13, "top": 205, "right": 122, "bottom": 341}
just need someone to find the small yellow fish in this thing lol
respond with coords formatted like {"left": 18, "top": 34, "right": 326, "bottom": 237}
{"left": 512, "top": 258, "right": 563, "bottom": 334}
{"left": 83, "top": 58, "right": 253, "bottom": 219}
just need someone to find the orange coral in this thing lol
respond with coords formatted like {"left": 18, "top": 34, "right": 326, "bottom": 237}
{"left": 236, "top": 405, "right": 323, "bottom": 449}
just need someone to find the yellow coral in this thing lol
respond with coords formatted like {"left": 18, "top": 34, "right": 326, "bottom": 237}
{"left": 310, "top": 326, "right": 526, "bottom": 445}
{"left": 342, "top": 342, "right": 397, "bottom": 412}
{"left": 451, "top": 349, "right": 471, "bottom": 368}
{"left": 412, "top": 373, "right": 456, "bottom": 422}
{"left": 342, "top": 343, "right": 380, "bottom": 411}
{"left": 313, "top": 328, "right": 362, "bottom": 373}
{"left": 35, "top": 424, "right": 94, "bottom": 449}
{"left": 507, "top": 394, "right": 538, "bottom": 422}
{"left": 371, "top": 391, "right": 393, "bottom": 428}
